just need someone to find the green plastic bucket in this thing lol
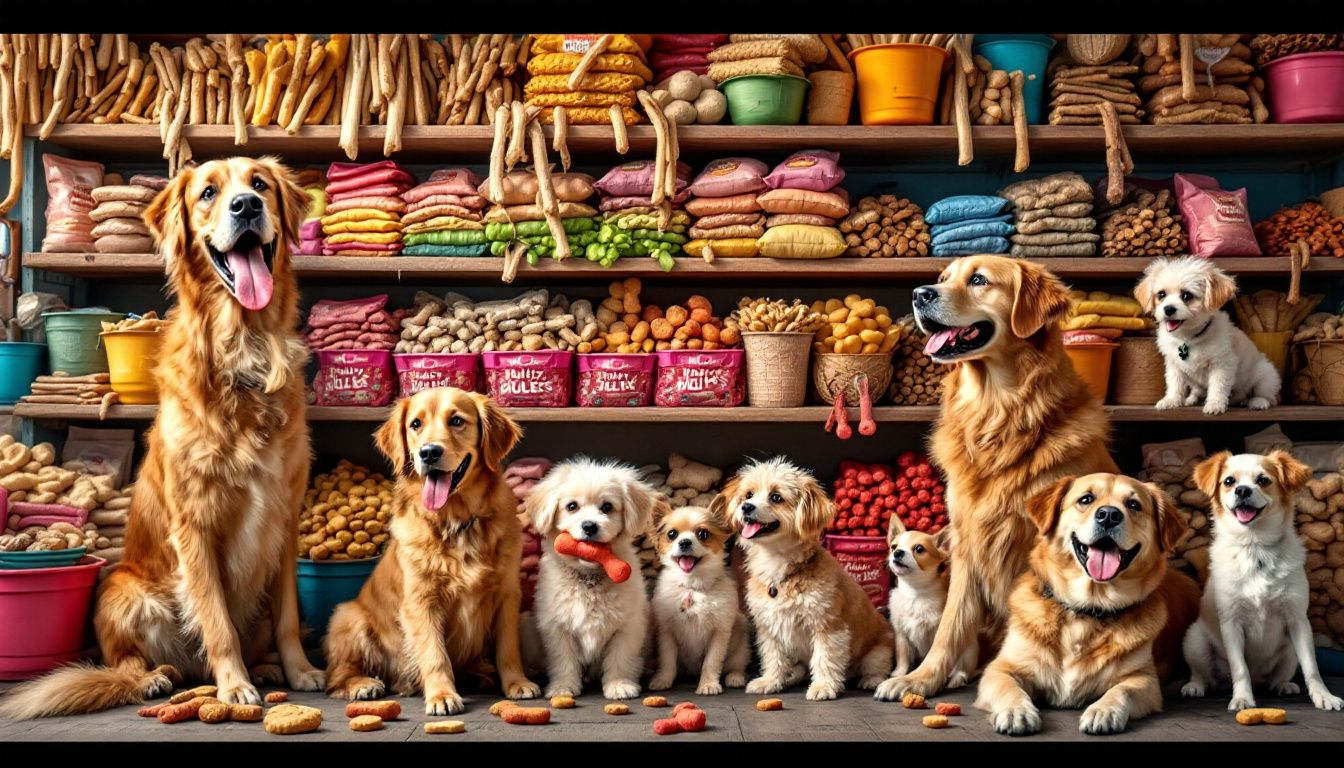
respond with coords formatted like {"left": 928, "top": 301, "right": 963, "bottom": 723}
{"left": 721, "top": 74, "right": 810, "bottom": 125}
{"left": 42, "top": 311, "right": 125, "bottom": 376}
{"left": 0, "top": 342, "right": 45, "bottom": 405}
{"left": 973, "top": 34, "right": 1056, "bottom": 124}
{"left": 296, "top": 556, "right": 380, "bottom": 644}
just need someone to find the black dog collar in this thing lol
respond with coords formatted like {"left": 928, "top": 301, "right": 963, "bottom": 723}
{"left": 1040, "top": 581, "right": 1133, "bottom": 622}
{"left": 1177, "top": 317, "right": 1214, "bottom": 361}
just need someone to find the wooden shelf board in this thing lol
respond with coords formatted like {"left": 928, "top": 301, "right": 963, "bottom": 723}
{"left": 25, "top": 252, "right": 1344, "bottom": 282}
{"left": 12, "top": 403, "right": 1342, "bottom": 424}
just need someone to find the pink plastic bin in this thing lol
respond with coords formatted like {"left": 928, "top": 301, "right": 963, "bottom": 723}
{"left": 1265, "top": 51, "right": 1344, "bottom": 123}
{"left": 654, "top": 349, "right": 745, "bottom": 407}
{"left": 823, "top": 535, "right": 890, "bottom": 609}
{"left": 482, "top": 350, "right": 573, "bottom": 407}
{"left": 394, "top": 353, "right": 481, "bottom": 397}
{"left": 0, "top": 556, "right": 105, "bottom": 680}
{"left": 576, "top": 354, "right": 656, "bottom": 407}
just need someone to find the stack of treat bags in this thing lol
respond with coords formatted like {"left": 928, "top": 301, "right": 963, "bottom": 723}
{"left": 1061, "top": 291, "right": 1151, "bottom": 343}
{"left": 648, "top": 34, "right": 727, "bottom": 81}
{"left": 924, "top": 194, "right": 1014, "bottom": 257}
{"left": 504, "top": 457, "right": 551, "bottom": 611}
{"left": 90, "top": 175, "right": 166, "bottom": 254}
{"left": 593, "top": 160, "right": 691, "bottom": 270}
{"left": 999, "top": 172, "right": 1099, "bottom": 258}
{"left": 681, "top": 158, "right": 764, "bottom": 259}
{"left": 401, "top": 169, "right": 490, "bottom": 257}
{"left": 484, "top": 169, "right": 600, "bottom": 266}
{"left": 756, "top": 150, "right": 850, "bottom": 259}
{"left": 1136, "top": 35, "right": 1255, "bottom": 125}
{"left": 321, "top": 161, "right": 415, "bottom": 257}
{"left": 1047, "top": 57, "right": 1142, "bottom": 126}
{"left": 525, "top": 34, "right": 651, "bottom": 125}
{"left": 294, "top": 169, "right": 327, "bottom": 256}
{"left": 303, "top": 294, "right": 405, "bottom": 352}
{"left": 707, "top": 37, "right": 818, "bottom": 83}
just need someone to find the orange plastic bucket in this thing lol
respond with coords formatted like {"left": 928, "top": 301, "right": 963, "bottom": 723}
{"left": 1065, "top": 342, "right": 1118, "bottom": 403}
{"left": 848, "top": 43, "right": 950, "bottom": 125}
{"left": 101, "top": 330, "right": 164, "bottom": 404}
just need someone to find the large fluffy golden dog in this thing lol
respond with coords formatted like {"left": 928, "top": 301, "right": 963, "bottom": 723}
{"left": 2, "top": 157, "right": 321, "bottom": 718}
{"left": 881, "top": 255, "right": 1119, "bottom": 701}
{"left": 977, "top": 474, "right": 1200, "bottom": 735}
{"left": 324, "top": 388, "right": 540, "bottom": 715}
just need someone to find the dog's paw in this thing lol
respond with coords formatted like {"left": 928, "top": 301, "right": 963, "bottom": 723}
{"left": 142, "top": 667, "right": 178, "bottom": 699}
{"left": 286, "top": 667, "right": 325, "bottom": 692}
{"left": 1227, "top": 693, "right": 1256, "bottom": 712}
{"left": 1309, "top": 688, "right": 1344, "bottom": 711}
{"left": 1079, "top": 702, "right": 1129, "bottom": 735}
{"left": 425, "top": 692, "right": 465, "bottom": 717}
{"left": 348, "top": 676, "right": 385, "bottom": 701}
{"left": 1156, "top": 396, "right": 1182, "bottom": 410}
{"left": 216, "top": 679, "right": 261, "bottom": 706}
{"left": 545, "top": 683, "right": 578, "bottom": 698}
{"left": 991, "top": 704, "right": 1042, "bottom": 736}
{"left": 1180, "top": 681, "right": 1207, "bottom": 698}
{"left": 874, "top": 676, "right": 905, "bottom": 702}
{"left": 745, "top": 676, "right": 784, "bottom": 695}
{"left": 1248, "top": 397, "right": 1272, "bottom": 411}
{"left": 1203, "top": 399, "right": 1229, "bottom": 416}
{"left": 1271, "top": 681, "right": 1300, "bottom": 697}
{"left": 724, "top": 672, "right": 747, "bottom": 688}
{"left": 602, "top": 679, "right": 641, "bottom": 701}
{"left": 1183, "top": 392, "right": 1203, "bottom": 407}
{"left": 696, "top": 680, "right": 724, "bottom": 696}
{"left": 857, "top": 675, "right": 885, "bottom": 691}
{"left": 249, "top": 663, "right": 284, "bottom": 686}
{"left": 505, "top": 678, "right": 542, "bottom": 700}
{"left": 647, "top": 673, "right": 675, "bottom": 692}
{"left": 947, "top": 670, "right": 971, "bottom": 690}
{"left": 805, "top": 679, "right": 843, "bottom": 701}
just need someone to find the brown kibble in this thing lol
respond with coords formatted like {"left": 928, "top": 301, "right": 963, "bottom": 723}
{"left": 265, "top": 691, "right": 288, "bottom": 703}
{"left": 349, "top": 715, "right": 384, "bottom": 731}
{"left": 642, "top": 695, "right": 669, "bottom": 708}
{"left": 604, "top": 703, "right": 630, "bottom": 715}
{"left": 551, "top": 695, "right": 576, "bottom": 709}
{"left": 756, "top": 698, "right": 784, "bottom": 711}
{"left": 424, "top": 720, "right": 466, "bottom": 734}
{"left": 230, "top": 704, "right": 263, "bottom": 722}
{"left": 345, "top": 700, "right": 401, "bottom": 720}
{"left": 902, "top": 692, "right": 927, "bottom": 709}
{"left": 489, "top": 699, "right": 518, "bottom": 716}
{"left": 923, "top": 714, "right": 950, "bottom": 729}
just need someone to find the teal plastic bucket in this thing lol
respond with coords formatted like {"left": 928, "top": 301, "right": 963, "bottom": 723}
{"left": 973, "top": 34, "right": 1056, "bottom": 124}
{"left": 0, "top": 343, "right": 46, "bottom": 405}
{"left": 42, "top": 311, "right": 125, "bottom": 376}
{"left": 296, "top": 556, "right": 380, "bottom": 644}
{"left": 721, "top": 75, "right": 810, "bottom": 125}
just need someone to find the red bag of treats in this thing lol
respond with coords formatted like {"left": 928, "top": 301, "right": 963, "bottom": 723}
{"left": 1174, "top": 173, "right": 1262, "bottom": 258}
{"left": 482, "top": 350, "right": 573, "bottom": 407}
{"left": 654, "top": 349, "right": 745, "bottom": 407}
{"left": 575, "top": 354, "right": 655, "bottom": 407}
{"left": 311, "top": 350, "right": 396, "bottom": 406}
{"left": 394, "top": 353, "right": 481, "bottom": 397}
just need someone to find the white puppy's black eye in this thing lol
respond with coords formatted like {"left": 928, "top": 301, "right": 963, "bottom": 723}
{"left": 1223, "top": 476, "right": 1236, "bottom": 487}
{"left": 1125, "top": 498, "right": 1142, "bottom": 511}
{"left": 969, "top": 273, "right": 988, "bottom": 286}
{"left": 409, "top": 418, "right": 422, "bottom": 430}
{"left": 448, "top": 415, "right": 464, "bottom": 427}
{"left": 600, "top": 501, "right": 614, "bottom": 514}
{"left": 1078, "top": 493, "right": 1094, "bottom": 505}
{"left": 201, "top": 185, "right": 216, "bottom": 201}
{"left": 1180, "top": 291, "right": 1194, "bottom": 302}
{"left": 252, "top": 177, "right": 268, "bottom": 192}
{"left": 1156, "top": 290, "right": 1167, "bottom": 300}
{"left": 744, "top": 490, "right": 753, "bottom": 499}
{"left": 914, "top": 544, "right": 925, "bottom": 554}
{"left": 667, "top": 529, "right": 678, "bottom": 540}
{"left": 1256, "top": 475, "right": 1271, "bottom": 487}
{"left": 696, "top": 529, "right": 709, "bottom": 541}
{"left": 769, "top": 492, "right": 783, "bottom": 504}
{"left": 565, "top": 501, "right": 579, "bottom": 512}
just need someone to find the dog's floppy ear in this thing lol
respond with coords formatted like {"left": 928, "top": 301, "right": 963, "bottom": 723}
{"left": 254, "top": 155, "right": 310, "bottom": 252}
{"left": 472, "top": 392, "right": 521, "bottom": 470}
{"left": 796, "top": 478, "right": 835, "bottom": 540}
{"left": 1192, "top": 451, "right": 1231, "bottom": 507}
{"left": 1025, "top": 476, "right": 1075, "bottom": 537}
{"left": 650, "top": 495, "right": 674, "bottom": 532}
{"left": 1203, "top": 265, "right": 1238, "bottom": 310}
{"left": 1011, "top": 260, "right": 1073, "bottom": 338}
{"left": 143, "top": 166, "right": 193, "bottom": 279}
{"left": 710, "top": 476, "right": 740, "bottom": 533}
{"left": 1266, "top": 449, "right": 1312, "bottom": 496}
{"left": 1146, "top": 483, "right": 1186, "bottom": 555}
{"left": 374, "top": 397, "right": 412, "bottom": 477}
{"left": 524, "top": 466, "right": 563, "bottom": 535}
{"left": 623, "top": 478, "right": 661, "bottom": 539}
{"left": 1133, "top": 261, "right": 1161, "bottom": 313}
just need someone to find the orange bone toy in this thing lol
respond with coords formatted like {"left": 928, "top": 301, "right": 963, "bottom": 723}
{"left": 554, "top": 531, "right": 632, "bottom": 583}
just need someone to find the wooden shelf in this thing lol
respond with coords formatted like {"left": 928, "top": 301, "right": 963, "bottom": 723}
{"left": 12, "top": 403, "right": 1341, "bottom": 424}
{"left": 29, "top": 124, "right": 1344, "bottom": 164}
{"left": 24, "top": 252, "right": 1344, "bottom": 282}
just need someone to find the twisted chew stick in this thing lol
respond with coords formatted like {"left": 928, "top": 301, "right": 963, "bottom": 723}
{"left": 554, "top": 531, "right": 632, "bottom": 583}
{"left": 567, "top": 34, "right": 612, "bottom": 91}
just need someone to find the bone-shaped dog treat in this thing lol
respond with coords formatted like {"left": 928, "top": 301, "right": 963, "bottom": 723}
{"left": 554, "top": 530, "right": 632, "bottom": 583}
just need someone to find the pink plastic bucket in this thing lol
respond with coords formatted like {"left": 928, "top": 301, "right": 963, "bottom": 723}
{"left": 482, "top": 350, "right": 573, "bottom": 407}
{"left": 393, "top": 353, "right": 481, "bottom": 397}
{"left": 311, "top": 349, "right": 395, "bottom": 406}
{"left": 0, "top": 555, "right": 105, "bottom": 680}
{"left": 1265, "top": 51, "right": 1344, "bottom": 123}
{"left": 823, "top": 535, "right": 889, "bottom": 609}
{"left": 654, "top": 349, "right": 745, "bottom": 407}
{"left": 575, "top": 354, "right": 656, "bottom": 407}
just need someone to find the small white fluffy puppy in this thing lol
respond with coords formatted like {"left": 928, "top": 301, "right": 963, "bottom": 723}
{"left": 1181, "top": 450, "right": 1344, "bottom": 712}
{"left": 647, "top": 505, "right": 751, "bottom": 695}
{"left": 1135, "top": 256, "right": 1280, "bottom": 415}
{"left": 527, "top": 457, "right": 660, "bottom": 700}
{"left": 882, "top": 519, "right": 951, "bottom": 681}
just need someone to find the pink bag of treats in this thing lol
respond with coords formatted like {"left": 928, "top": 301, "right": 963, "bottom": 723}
{"left": 310, "top": 349, "right": 396, "bottom": 406}
{"left": 687, "top": 158, "right": 769, "bottom": 198}
{"left": 394, "top": 353, "right": 482, "bottom": 397}
{"left": 824, "top": 535, "right": 890, "bottom": 609}
{"left": 324, "top": 168, "right": 417, "bottom": 197}
{"left": 763, "top": 149, "right": 845, "bottom": 192}
{"left": 41, "top": 155, "right": 105, "bottom": 252}
{"left": 597, "top": 190, "right": 692, "bottom": 211}
{"left": 306, "top": 294, "right": 388, "bottom": 329}
{"left": 1174, "top": 173, "right": 1262, "bottom": 257}
{"left": 575, "top": 354, "right": 655, "bottom": 407}
{"left": 594, "top": 160, "right": 692, "bottom": 198}
{"left": 654, "top": 349, "right": 745, "bottom": 408}
{"left": 482, "top": 350, "right": 573, "bottom": 407}
{"left": 403, "top": 168, "right": 483, "bottom": 203}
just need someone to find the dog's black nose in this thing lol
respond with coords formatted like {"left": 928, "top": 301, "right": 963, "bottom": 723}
{"left": 740, "top": 502, "right": 755, "bottom": 515}
{"left": 1234, "top": 485, "right": 1253, "bottom": 499}
{"left": 580, "top": 521, "right": 600, "bottom": 537}
{"left": 1095, "top": 506, "right": 1124, "bottom": 528}
{"left": 893, "top": 549, "right": 905, "bottom": 561}
{"left": 678, "top": 538, "right": 693, "bottom": 551}
{"left": 1163, "top": 305, "right": 1177, "bottom": 317}
{"left": 418, "top": 444, "right": 443, "bottom": 465}
{"left": 230, "top": 193, "right": 264, "bottom": 221}
{"left": 913, "top": 286, "right": 938, "bottom": 307}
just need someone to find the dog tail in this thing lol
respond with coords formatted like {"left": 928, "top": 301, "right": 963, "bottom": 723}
{"left": 0, "top": 663, "right": 150, "bottom": 719}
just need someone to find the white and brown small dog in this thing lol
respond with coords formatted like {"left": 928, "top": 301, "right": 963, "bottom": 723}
{"left": 647, "top": 505, "right": 751, "bottom": 695}
{"left": 1182, "top": 450, "right": 1344, "bottom": 712}
{"left": 1135, "top": 256, "right": 1280, "bottom": 415}
{"left": 714, "top": 457, "right": 894, "bottom": 701}
{"left": 527, "top": 457, "right": 661, "bottom": 700}
{"left": 878, "top": 519, "right": 951, "bottom": 693}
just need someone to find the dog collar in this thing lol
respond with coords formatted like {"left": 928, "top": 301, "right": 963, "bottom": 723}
{"left": 1040, "top": 580, "right": 1133, "bottom": 622}
{"left": 761, "top": 550, "right": 818, "bottom": 599}
{"left": 1177, "top": 318, "right": 1214, "bottom": 361}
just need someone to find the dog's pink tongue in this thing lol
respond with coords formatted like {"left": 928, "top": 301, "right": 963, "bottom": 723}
{"left": 226, "top": 245, "right": 273, "bottom": 311}
{"left": 924, "top": 329, "right": 959, "bottom": 355}
{"left": 1086, "top": 546, "right": 1121, "bottom": 581}
{"left": 422, "top": 471, "right": 451, "bottom": 510}
{"left": 677, "top": 556, "right": 697, "bottom": 573}
{"left": 741, "top": 521, "right": 761, "bottom": 539}
{"left": 1235, "top": 506, "right": 1259, "bottom": 523}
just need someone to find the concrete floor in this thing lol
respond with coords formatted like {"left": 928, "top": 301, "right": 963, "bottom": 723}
{"left": 2, "top": 678, "right": 1341, "bottom": 742}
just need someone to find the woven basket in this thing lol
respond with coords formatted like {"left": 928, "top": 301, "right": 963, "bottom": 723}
{"left": 1322, "top": 187, "right": 1344, "bottom": 218}
{"left": 741, "top": 332, "right": 813, "bottom": 407}
{"left": 807, "top": 70, "right": 855, "bottom": 126}
{"left": 812, "top": 353, "right": 894, "bottom": 406}
{"left": 1299, "top": 339, "right": 1344, "bottom": 405}
{"left": 1066, "top": 34, "right": 1130, "bottom": 65}
{"left": 1109, "top": 336, "right": 1167, "bottom": 405}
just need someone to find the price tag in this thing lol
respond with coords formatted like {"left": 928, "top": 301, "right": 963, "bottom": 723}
{"left": 562, "top": 36, "right": 599, "bottom": 54}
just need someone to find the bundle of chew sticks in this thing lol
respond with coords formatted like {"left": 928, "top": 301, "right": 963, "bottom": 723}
{"left": 21, "top": 373, "right": 119, "bottom": 419}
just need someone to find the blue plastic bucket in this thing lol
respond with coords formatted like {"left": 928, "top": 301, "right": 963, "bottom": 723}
{"left": 296, "top": 556, "right": 380, "bottom": 644}
{"left": 0, "top": 343, "right": 46, "bottom": 405}
{"left": 973, "top": 35, "right": 1056, "bottom": 124}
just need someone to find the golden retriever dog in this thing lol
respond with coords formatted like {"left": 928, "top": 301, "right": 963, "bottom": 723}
{"left": 323, "top": 388, "right": 539, "bottom": 715}
{"left": 2, "top": 157, "right": 322, "bottom": 718}
{"left": 881, "top": 255, "right": 1119, "bottom": 701}
{"left": 715, "top": 457, "right": 894, "bottom": 701}
{"left": 976, "top": 474, "right": 1200, "bottom": 735}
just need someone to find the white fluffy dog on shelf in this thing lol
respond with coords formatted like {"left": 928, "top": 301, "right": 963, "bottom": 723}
{"left": 1134, "top": 256, "right": 1280, "bottom": 415}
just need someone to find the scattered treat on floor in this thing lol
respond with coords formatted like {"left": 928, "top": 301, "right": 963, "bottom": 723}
{"left": 197, "top": 700, "right": 232, "bottom": 724}
{"left": 265, "top": 691, "right": 288, "bottom": 703}
{"left": 654, "top": 717, "right": 683, "bottom": 735}
{"left": 642, "top": 695, "right": 669, "bottom": 708}
{"left": 424, "top": 720, "right": 467, "bottom": 734}
{"left": 230, "top": 704, "right": 264, "bottom": 722}
{"left": 345, "top": 700, "right": 401, "bottom": 720}
{"left": 490, "top": 700, "right": 519, "bottom": 716}
{"left": 263, "top": 704, "right": 324, "bottom": 735}
{"left": 923, "top": 714, "right": 950, "bottom": 729}
{"left": 902, "top": 692, "right": 927, "bottom": 709}
{"left": 501, "top": 706, "right": 552, "bottom": 725}
{"left": 604, "top": 703, "right": 631, "bottom": 715}
{"left": 935, "top": 702, "right": 962, "bottom": 716}
{"left": 675, "top": 707, "right": 707, "bottom": 732}
{"left": 551, "top": 695, "right": 576, "bottom": 709}
{"left": 349, "top": 715, "right": 384, "bottom": 732}
{"left": 756, "top": 698, "right": 784, "bottom": 711}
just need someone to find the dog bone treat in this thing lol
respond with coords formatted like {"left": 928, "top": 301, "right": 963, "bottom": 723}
{"left": 642, "top": 695, "right": 670, "bottom": 707}
{"left": 550, "top": 695, "right": 576, "bottom": 709}
{"left": 604, "top": 703, "right": 631, "bottom": 715}
{"left": 935, "top": 702, "right": 962, "bottom": 716}
{"left": 230, "top": 704, "right": 264, "bottom": 722}
{"left": 554, "top": 530, "right": 633, "bottom": 583}
{"left": 265, "top": 691, "right": 288, "bottom": 703}
{"left": 807, "top": 294, "right": 900, "bottom": 355}
{"left": 653, "top": 717, "right": 684, "bottom": 735}
{"left": 397, "top": 289, "right": 588, "bottom": 354}
{"left": 349, "top": 715, "right": 384, "bottom": 732}
{"left": 345, "top": 700, "right": 401, "bottom": 720}
{"left": 755, "top": 698, "right": 784, "bottom": 711}
{"left": 1233, "top": 707, "right": 1287, "bottom": 726}
{"left": 922, "top": 714, "right": 950, "bottom": 729}
{"left": 500, "top": 706, "right": 551, "bottom": 725}
{"left": 424, "top": 720, "right": 467, "bottom": 734}
{"left": 731, "top": 297, "right": 828, "bottom": 336}
{"left": 198, "top": 700, "right": 232, "bottom": 724}
{"left": 675, "top": 707, "right": 707, "bottom": 732}
{"left": 839, "top": 195, "right": 931, "bottom": 258}
{"left": 264, "top": 703, "right": 323, "bottom": 735}
{"left": 158, "top": 696, "right": 213, "bottom": 723}
{"left": 902, "top": 692, "right": 927, "bottom": 709}
{"left": 298, "top": 460, "right": 394, "bottom": 561}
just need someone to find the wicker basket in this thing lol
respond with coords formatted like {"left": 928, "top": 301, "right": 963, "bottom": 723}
{"left": 1299, "top": 339, "right": 1344, "bottom": 405}
{"left": 812, "top": 353, "right": 894, "bottom": 406}
{"left": 1322, "top": 187, "right": 1344, "bottom": 218}
{"left": 741, "top": 332, "right": 813, "bottom": 407}
{"left": 1109, "top": 336, "right": 1167, "bottom": 405}
{"left": 807, "top": 70, "right": 855, "bottom": 126}
{"left": 1066, "top": 34, "right": 1131, "bottom": 65}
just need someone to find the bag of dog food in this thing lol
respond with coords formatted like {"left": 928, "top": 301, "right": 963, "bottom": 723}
{"left": 762, "top": 149, "right": 845, "bottom": 192}
{"left": 687, "top": 158, "right": 769, "bottom": 198}
{"left": 311, "top": 349, "right": 396, "bottom": 406}
{"left": 654, "top": 349, "right": 745, "bottom": 407}
{"left": 594, "top": 160, "right": 692, "bottom": 198}
{"left": 1174, "top": 173, "right": 1261, "bottom": 258}
{"left": 61, "top": 426, "right": 136, "bottom": 487}
{"left": 41, "top": 155, "right": 105, "bottom": 252}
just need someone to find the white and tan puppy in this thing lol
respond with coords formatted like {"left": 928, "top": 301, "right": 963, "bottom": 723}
{"left": 878, "top": 518, "right": 951, "bottom": 690}
{"left": 527, "top": 457, "right": 660, "bottom": 700}
{"left": 647, "top": 505, "right": 751, "bottom": 695}
{"left": 714, "top": 457, "right": 893, "bottom": 701}
{"left": 1182, "top": 450, "right": 1344, "bottom": 712}
{"left": 1134, "top": 256, "right": 1280, "bottom": 415}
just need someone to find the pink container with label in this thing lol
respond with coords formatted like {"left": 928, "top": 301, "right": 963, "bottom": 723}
{"left": 0, "top": 556, "right": 105, "bottom": 680}
{"left": 311, "top": 349, "right": 395, "bottom": 407}
{"left": 1265, "top": 51, "right": 1344, "bottom": 123}
{"left": 482, "top": 350, "right": 573, "bottom": 407}
{"left": 654, "top": 349, "right": 745, "bottom": 407}
{"left": 575, "top": 354, "right": 656, "bottom": 407}
{"left": 824, "top": 534, "right": 890, "bottom": 609}
{"left": 393, "top": 353, "right": 481, "bottom": 397}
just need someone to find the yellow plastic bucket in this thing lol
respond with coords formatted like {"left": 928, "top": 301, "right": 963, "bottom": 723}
{"left": 100, "top": 330, "right": 163, "bottom": 404}
{"left": 1064, "top": 342, "right": 1118, "bottom": 403}
{"left": 849, "top": 43, "right": 950, "bottom": 125}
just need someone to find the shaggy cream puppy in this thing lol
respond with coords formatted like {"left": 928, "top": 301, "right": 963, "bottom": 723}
{"left": 527, "top": 457, "right": 659, "bottom": 700}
